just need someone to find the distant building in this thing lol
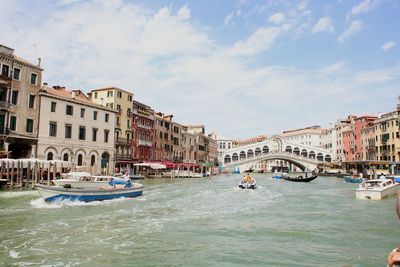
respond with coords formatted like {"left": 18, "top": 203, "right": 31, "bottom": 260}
{"left": 37, "top": 85, "right": 116, "bottom": 174}
{"left": 281, "top": 126, "right": 324, "bottom": 148}
{"left": 0, "top": 44, "right": 43, "bottom": 158}
{"left": 374, "top": 110, "right": 399, "bottom": 162}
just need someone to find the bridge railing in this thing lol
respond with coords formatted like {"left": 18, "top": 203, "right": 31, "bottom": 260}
{"left": 224, "top": 151, "right": 324, "bottom": 166}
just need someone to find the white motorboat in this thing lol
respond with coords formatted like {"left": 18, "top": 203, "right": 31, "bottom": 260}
{"left": 52, "top": 172, "right": 124, "bottom": 189}
{"left": 36, "top": 181, "right": 144, "bottom": 202}
{"left": 356, "top": 179, "right": 399, "bottom": 200}
{"left": 238, "top": 179, "right": 257, "bottom": 189}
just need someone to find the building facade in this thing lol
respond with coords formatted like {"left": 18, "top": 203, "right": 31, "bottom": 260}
{"left": 0, "top": 44, "right": 43, "bottom": 158}
{"left": 89, "top": 87, "right": 134, "bottom": 166}
{"left": 37, "top": 85, "right": 116, "bottom": 174}
{"left": 132, "top": 100, "right": 154, "bottom": 162}
{"left": 374, "top": 111, "right": 400, "bottom": 162}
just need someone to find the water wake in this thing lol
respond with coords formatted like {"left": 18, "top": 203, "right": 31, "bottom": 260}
{"left": 0, "top": 190, "right": 39, "bottom": 198}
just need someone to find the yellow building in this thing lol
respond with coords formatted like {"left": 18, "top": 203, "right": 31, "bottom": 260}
{"left": 89, "top": 87, "right": 134, "bottom": 164}
{"left": 374, "top": 110, "right": 400, "bottom": 162}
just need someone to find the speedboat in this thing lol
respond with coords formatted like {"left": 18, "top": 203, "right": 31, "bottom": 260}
{"left": 52, "top": 172, "right": 125, "bottom": 189}
{"left": 238, "top": 179, "right": 257, "bottom": 189}
{"left": 36, "top": 180, "right": 144, "bottom": 202}
{"left": 356, "top": 179, "right": 399, "bottom": 200}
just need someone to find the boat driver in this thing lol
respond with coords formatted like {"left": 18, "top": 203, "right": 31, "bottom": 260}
{"left": 244, "top": 173, "right": 252, "bottom": 184}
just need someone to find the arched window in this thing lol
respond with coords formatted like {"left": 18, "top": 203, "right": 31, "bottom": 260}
{"left": 224, "top": 155, "right": 231, "bottom": 164}
{"left": 47, "top": 152, "right": 53, "bottom": 161}
{"left": 255, "top": 148, "right": 261, "bottom": 156}
{"left": 63, "top": 153, "right": 69, "bottom": 161}
{"left": 77, "top": 154, "right": 83, "bottom": 166}
{"left": 325, "top": 155, "right": 332, "bottom": 162}
{"left": 285, "top": 146, "right": 292, "bottom": 153}
{"left": 262, "top": 146, "right": 269, "bottom": 154}
{"left": 91, "top": 155, "right": 96, "bottom": 166}
{"left": 317, "top": 153, "right": 324, "bottom": 161}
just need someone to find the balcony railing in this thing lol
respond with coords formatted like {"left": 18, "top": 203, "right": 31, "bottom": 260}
{"left": 116, "top": 137, "right": 129, "bottom": 144}
{"left": 137, "top": 123, "right": 152, "bottom": 130}
{"left": 138, "top": 140, "right": 153, "bottom": 146}
{"left": 0, "top": 101, "right": 11, "bottom": 109}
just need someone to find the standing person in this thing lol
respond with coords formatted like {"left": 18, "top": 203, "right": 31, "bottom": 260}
{"left": 380, "top": 173, "right": 386, "bottom": 179}
{"left": 244, "top": 173, "right": 252, "bottom": 183}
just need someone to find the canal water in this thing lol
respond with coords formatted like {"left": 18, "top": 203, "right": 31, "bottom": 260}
{"left": 0, "top": 174, "right": 399, "bottom": 266}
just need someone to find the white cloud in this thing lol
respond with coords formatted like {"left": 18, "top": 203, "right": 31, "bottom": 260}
{"left": 268, "top": 12, "right": 285, "bottom": 24}
{"left": 312, "top": 17, "right": 334, "bottom": 33}
{"left": 338, "top": 20, "right": 363, "bottom": 43}
{"left": 177, "top": 5, "right": 190, "bottom": 20}
{"left": 320, "top": 61, "right": 346, "bottom": 74}
{"left": 350, "top": 0, "right": 384, "bottom": 15}
{"left": 224, "top": 12, "right": 234, "bottom": 25}
{"left": 228, "top": 27, "right": 281, "bottom": 56}
{"left": 382, "top": 41, "right": 395, "bottom": 51}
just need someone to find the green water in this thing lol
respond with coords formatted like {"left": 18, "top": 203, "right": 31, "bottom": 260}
{"left": 0, "top": 174, "right": 399, "bottom": 266}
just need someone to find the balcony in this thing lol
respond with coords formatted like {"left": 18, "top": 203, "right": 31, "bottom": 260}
{"left": 137, "top": 123, "right": 152, "bottom": 130}
{"left": 0, "top": 101, "right": 11, "bottom": 109}
{"left": 116, "top": 137, "right": 129, "bottom": 144}
{"left": 138, "top": 140, "right": 153, "bottom": 146}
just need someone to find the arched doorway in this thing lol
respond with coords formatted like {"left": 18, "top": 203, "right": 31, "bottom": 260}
{"left": 232, "top": 153, "right": 238, "bottom": 162}
{"left": 301, "top": 149, "right": 308, "bottom": 157}
{"left": 285, "top": 145, "right": 292, "bottom": 153}
{"left": 47, "top": 152, "right": 53, "bottom": 161}
{"left": 255, "top": 148, "right": 261, "bottom": 156}
{"left": 77, "top": 154, "right": 83, "bottom": 166}
{"left": 101, "top": 152, "right": 110, "bottom": 173}
{"left": 247, "top": 149, "right": 254, "bottom": 158}
{"left": 224, "top": 155, "right": 231, "bottom": 164}
{"left": 239, "top": 151, "right": 246, "bottom": 160}
{"left": 91, "top": 155, "right": 96, "bottom": 166}
{"left": 293, "top": 147, "right": 300, "bottom": 155}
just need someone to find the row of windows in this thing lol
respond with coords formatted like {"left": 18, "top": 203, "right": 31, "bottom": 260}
{"left": 93, "top": 91, "right": 133, "bottom": 101}
{"left": 0, "top": 63, "right": 38, "bottom": 84}
{"left": 8, "top": 90, "right": 35, "bottom": 107}
{"left": 50, "top": 102, "right": 109, "bottom": 122}
{"left": 48, "top": 122, "right": 109, "bottom": 142}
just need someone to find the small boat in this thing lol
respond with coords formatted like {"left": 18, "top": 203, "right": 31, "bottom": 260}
{"left": 238, "top": 179, "right": 257, "bottom": 189}
{"left": 282, "top": 174, "right": 318, "bottom": 183}
{"left": 272, "top": 172, "right": 288, "bottom": 179}
{"left": 52, "top": 172, "right": 125, "bottom": 189}
{"left": 356, "top": 179, "right": 399, "bottom": 200}
{"left": 344, "top": 175, "right": 364, "bottom": 183}
{"left": 115, "top": 172, "right": 146, "bottom": 180}
{"left": 36, "top": 181, "right": 144, "bottom": 202}
{"left": 0, "top": 178, "right": 7, "bottom": 189}
{"left": 244, "top": 167, "right": 254, "bottom": 173}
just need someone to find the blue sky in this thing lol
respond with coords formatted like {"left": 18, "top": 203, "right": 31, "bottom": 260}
{"left": 1, "top": 0, "right": 399, "bottom": 139}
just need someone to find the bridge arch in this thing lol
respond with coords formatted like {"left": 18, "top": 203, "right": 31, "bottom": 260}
{"left": 232, "top": 153, "right": 238, "bottom": 162}
{"left": 262, "top": 146, "right": 269, "bottom": 154}
{"left": 239, "top": 151, "right": 246, "bottom": 160}
{"left": 224, "top": 155, "right": 231, "bottom": 164}
{"left": 285, "top": 145, "right": 292, "bottom": 153}
{"left": 255, "top": 148, "right": 261, "bottom": 156}
{"left": 301, "top": 149, "right": 308, "bottom": 157}
{"left": 247, "top": 149, "right": 254, "bottom": 158}
{"left": 317, "top": 153, "right": 323, "bottom": 161}
{"left": 309, "top": 151, "right": 315, "bottom": 159}
{"left": 293, "top": 147, "right": 300, "bottom": 155}
{"left": 325, "top": 155, "right": 332, "bottom": 162}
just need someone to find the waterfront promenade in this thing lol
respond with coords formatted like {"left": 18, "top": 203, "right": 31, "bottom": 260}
{"left": 0, "top": 173, "right": 398, "bottom": 266}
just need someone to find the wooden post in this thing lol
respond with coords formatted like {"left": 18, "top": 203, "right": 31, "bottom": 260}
{"left": 8, "top": 160, "right": 12, "bottom": 188}
{"left": 47, "top": 163, "right": 51, "bottom": 186}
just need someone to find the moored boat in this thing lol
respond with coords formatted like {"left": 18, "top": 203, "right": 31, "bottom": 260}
{"left": 272, "top": 171, "right": 288, "bottom": 179}
{"left": 36, "top": 181, "right": 144, "bottom": 202}
{"left": 356, "top": 179, "right": 399, "bottom": 200}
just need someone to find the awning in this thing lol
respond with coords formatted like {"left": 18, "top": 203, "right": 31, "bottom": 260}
{"left": 134, "top": 162, "right": 166, "bottom": 169}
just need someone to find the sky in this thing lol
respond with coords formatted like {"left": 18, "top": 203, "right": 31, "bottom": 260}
{"left": 1, "top": 0, "right": 399, "bottom": 139}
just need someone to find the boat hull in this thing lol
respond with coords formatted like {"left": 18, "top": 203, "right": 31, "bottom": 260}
{"left": 356, "top": 185, "right": 398, "bottom": 200}
{"left": 282, "top": 175, "right": 318, "bottom": 183}
{"left": 36, "top": 184, "right": 144, "bottom": 202}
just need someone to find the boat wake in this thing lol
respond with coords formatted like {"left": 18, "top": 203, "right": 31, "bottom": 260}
{"left": 30, "top": 196, "right": 136, "bottom": 209}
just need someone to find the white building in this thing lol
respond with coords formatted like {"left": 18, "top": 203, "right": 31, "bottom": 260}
{"left": 37, "top": 85, "right": 116, "bottom": 174}
{"left": 280, "top": 126, "right": 324, "bottom": 148}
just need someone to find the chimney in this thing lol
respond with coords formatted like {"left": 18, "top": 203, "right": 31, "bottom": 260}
{"left": 72, "top": 91, "right": 76, "bottom": 99}
{"left": 43, "top": 82, "right": 48, "bottom": 86}
{"left": 37, "top": 58, "right": 41, "bottom": 67}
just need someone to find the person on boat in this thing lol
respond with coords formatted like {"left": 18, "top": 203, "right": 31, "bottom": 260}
{"left": 380, "top": 173, "right": 386, "bottom": 179}
{"left": 244, "top": 173, "right": 253, "bottom": 184}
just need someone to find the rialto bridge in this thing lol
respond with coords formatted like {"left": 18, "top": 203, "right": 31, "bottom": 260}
{"left": 220, "top": 136, "right": 332, "bottom": 172}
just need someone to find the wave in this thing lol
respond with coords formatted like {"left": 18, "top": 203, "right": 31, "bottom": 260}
{"left": 30, "top": 196, "right": 138, "bottom": 209}
{"left": 0, "top": 190, "right": 39, "bottom": 198}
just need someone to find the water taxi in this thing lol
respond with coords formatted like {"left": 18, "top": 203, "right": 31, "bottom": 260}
{"left": 356, "top": 179, "right": 399, "bottom": 200}
{"left": 52, "top": 172, "right": 125, "bottom": 189}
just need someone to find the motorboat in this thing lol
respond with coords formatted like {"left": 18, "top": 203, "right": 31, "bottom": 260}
{"left": 356, "top": 179, "right": 399, "bottom": 200}
{"left": 272, "top": 171, "right": 288, "bottom": 179}
{"left": 238, "top": 179, "right": 257, "bottom": 189}
{"left": 52, "top": 172, "right": 125, "bottom": 189}
{"left": 0, "top": 178, "right": 7, "bottom": 188}
{"left": 344, "top": 175, "right": 364, "bottom": 183}
{"left": 282, "top": 174, "right": 318, "bottom": 183}
{"left": 36, "top": 180, "right": 144, "bottom": 202}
